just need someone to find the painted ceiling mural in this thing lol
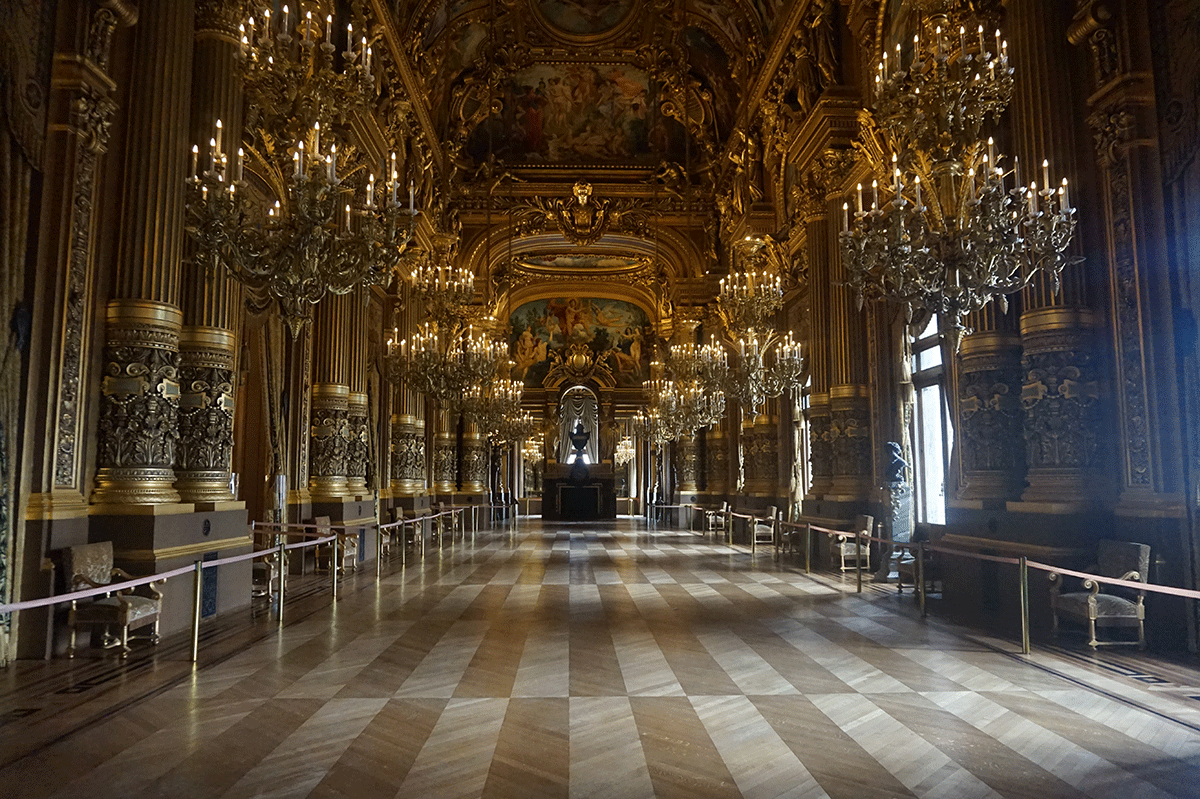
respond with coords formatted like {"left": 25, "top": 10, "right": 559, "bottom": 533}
{"left": 509, "top": 298, "right": 651, "bottom": 387}
{"left": 535, "top": 0, "right": 636, "bottom": 35}
{"left": 519, "top": 254, "right": 645, "bottom": 270}
{"left": 466, "top": 64, "right": 687, "bottom": 165}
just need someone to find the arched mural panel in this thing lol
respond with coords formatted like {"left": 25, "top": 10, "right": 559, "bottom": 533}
{"left": 509, "top": 297, "right": 651, "bottom": 388}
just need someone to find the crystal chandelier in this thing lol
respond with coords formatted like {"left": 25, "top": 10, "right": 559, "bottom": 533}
{"left": 186, "top": 6, "right": 416, "bottom": 336}
{"left": 632, "top": 407, "right": 668, "bottom": 450}
{"left": 386, "top": 231, "right": 505, "bottom": 408}
{"left": 521, "top": 438, "right": 543, "bottom": 462}
{"left": 387, "top": 318, "right": 505, "bottom": 410}
{"left": 840, "top": 17, "right": 1080, "bottom": 346}
{"left": 709, "top": 236, "right": 807, "bottom": 414}
{"left": 614, "top": 435, "right": 635, "bottom": 466}
{"left": 466, "top": 370, "right": 529, "bottom": 441}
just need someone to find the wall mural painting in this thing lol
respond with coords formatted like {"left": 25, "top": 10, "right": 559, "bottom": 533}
{"left": 467, "top": 64, "right": 686, "bottom": 164}
{"left": 509, "top": 298, "right": 650, "bottom": 387}
{"left": 520, "top": 254, "right": 644, "bottom": 270}
{"left": 536, "top": 0, "right": 635, "bottom": 35}
{"left": 419, "top": 0, "right": 477, "bottom": 48}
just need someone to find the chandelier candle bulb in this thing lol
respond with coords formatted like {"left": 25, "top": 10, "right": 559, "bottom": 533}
{"left": 325, "top": 15, "right": 331, "bottom": 41}
{"left": 304, "top": 11, "right": 311, "bottom": 43}
{"left": 329, "top": 145, "right": 336, "bottom": 181}
{"left": 215, "top": 118, "right": 222, "bottom": 155}
{"left": 1029, "top": 181, "right": 1037, "bottom": 213}
{"left": 843, "top": 202, "right": 850, "bottom": 229}
{"left": 190, "top": 144, "right": 198, "bottom": 179}
{"left": 236, "top": 148, "right": 243, "bottom": 182}
{"left": 312, "top": 121, "right": 319, "bottom": 153}
{"left": 282, "top": 5, "right": 289, "bottom": 35}
{"left": 1062, "top": 177, "right": 1070, "bottom": 209}
{"left": 959, "top": 26, "right": 966, "bottom": 56}
{"left": 856, "top": 183, "right": 863, "bottom": 213}
{"left": 872, "top": 180, "right": 879, "bottom": 210}
{"left": 409, "top": 181, "right": 414, "bottom": 213}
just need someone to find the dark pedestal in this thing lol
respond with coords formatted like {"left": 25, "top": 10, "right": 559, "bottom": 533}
{"left": 543, "top": 474, "right": 617, "bottom": 520}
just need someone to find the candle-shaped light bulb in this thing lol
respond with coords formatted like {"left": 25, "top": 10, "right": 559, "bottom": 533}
{"left": 282, "top": 5, "right": 289, "bottom": 33}
{"left": 236, "top": 147, "right": 244, "bottom": 182}
{"left": 959, "top": 25, "right": 966, "bottom": 55}
{"left": 313, "top": 121, "right": 320, "bottom": 153}
{"left": 326, "top": 15, "right": 332, "bottom": 39}
{"left": 842, "top": 202, "right": 850, "bottom": 229}
{"left": 345, "top": 203, "right": 351, "bottom": 231}
{"left": 978, "top": 24, "right": 985, "bottom": 53}
{"left": 409, "top": 180, "right": 414, "bottom": 213}
{"left": 330, "top": 144, "right": 337, "bottom": 181}
{"left": 297, "top": 140, "right": 304, "bottom": 174}
{"left": 856, "top": 182, "right": 863, "bottom": 213}
{"left": 1042, "top": 158, "right": 1050, "bottom": 191}
{"left": 987, "top": 136, "right": 995, "bottom": 165}
{"left": 871, "top": 179, "right": 879, "bottom": 210}
{"left": 1029, "top": 180, "right": 1037, "bottom": 213}
{"left": 995, "top": 29, "right": 1002, "bottom": 56}
{"left": 914, "top": 175, "right": 921, "bottom": 208}
{"left": 1061, "top": 177, "right": 1070, "bottom": 210}
{"left": 208, "top": 137, "right": 217, "bottom": 171}
{"left": 304, "top": 10, "right": 312, "bottom": 42}
{"left": 190, "top": 144, "right": 198, "bottom": 177}
{"left": 882, "top": 50, "right": 888, "bottom": 79}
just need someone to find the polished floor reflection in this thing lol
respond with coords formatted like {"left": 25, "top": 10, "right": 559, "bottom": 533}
{"left": 3, "top": 518, "right": 1200, "bottom": 798}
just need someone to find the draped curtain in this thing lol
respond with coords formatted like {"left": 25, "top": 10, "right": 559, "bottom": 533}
{"left": 557, "top": 386, "right": 598, "bottom": 464}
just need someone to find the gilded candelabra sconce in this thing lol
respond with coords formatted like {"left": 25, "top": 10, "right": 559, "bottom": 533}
{"left": 840, "top": 17, "right": 1080, "bottom": 348}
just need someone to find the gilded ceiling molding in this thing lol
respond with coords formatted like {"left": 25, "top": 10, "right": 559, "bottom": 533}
{"left": 367, "top": 0, "right": 445, "bottom": 177}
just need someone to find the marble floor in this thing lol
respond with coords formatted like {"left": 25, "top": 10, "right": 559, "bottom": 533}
{"left": 3, "top": 517, "right": 1200, "bottom": 799}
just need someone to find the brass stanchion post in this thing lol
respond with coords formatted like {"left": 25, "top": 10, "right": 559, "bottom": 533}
{"left": 191, "top": 560, "right": 203, "bottom": 663}
{"left": 277, "top": 536, "right": 286, "bottom": 624}
{"left": 918, "top": 542, "right": 927, "bottom": 617}
{"left": 332, "top": 535, "right": 339, "bottom": 598}
{"left": 1019, "top": 555, "right": 1031, "bottom": 654}
{"left": 805, "top": 524, "right": 811, "bottom": 574}
{"left": 855, "top": 532, "right": 863, "bottom": 593}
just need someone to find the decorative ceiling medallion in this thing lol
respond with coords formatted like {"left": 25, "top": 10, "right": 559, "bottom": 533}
{"left": 534, "top": 0, "right": 636, "bottom": 37}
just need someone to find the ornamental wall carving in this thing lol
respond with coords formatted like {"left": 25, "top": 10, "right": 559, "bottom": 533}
{"left": 829, "top": 406, "right": 871, "bottom": 477}
{"left": 391, "top": 425, "right": 426, "bottom": 484}
{"left": 1021, "top": 339, "right": 1101, "bottom": 471}
{"left": 958, "top": 354, "right": 1024, "bottom": 475}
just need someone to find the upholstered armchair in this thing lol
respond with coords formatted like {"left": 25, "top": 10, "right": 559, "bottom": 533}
{"left": 1050, "top": 539, "right": 1150, "bottom": 649}
{"left": 830, "top": 515, "right": 873, "bottom": 572}
{"left": 64, "top": 541, "right": 162, "bottom": 658}
{"left": 705, "top": 502, "right": 727, "bottom": 536}
{"left": 752, "top": 506, "right": 778, "bottom": 550}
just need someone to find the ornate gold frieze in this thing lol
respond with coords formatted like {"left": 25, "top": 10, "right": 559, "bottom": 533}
{"left": 92, "top": 301, "right": 183, "bottom": 505}
{"left": 346, "top": 392, "right": 370, "bottom": 491}
{"left": 391, "top": 415, "right": 426, "bottom": 494}
{"left": 175, "top": 327, "right": 237, "bottom": 502}
{"left": 309, "top": 383, "right": 350, "bottom": 498}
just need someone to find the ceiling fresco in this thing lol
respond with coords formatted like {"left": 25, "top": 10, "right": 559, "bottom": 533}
{"left": 534, "top": 0, "right": 637, "bottom": 35}
{"left": 465, "top": 64, "right": 687, "bottom": 165}
{"left": 518, "top": 254, "right": 646, "bottom": 270}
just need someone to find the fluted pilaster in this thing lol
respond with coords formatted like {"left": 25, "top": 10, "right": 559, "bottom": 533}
{"left": 94, "top": 1, "right": 194, "bottom": 506}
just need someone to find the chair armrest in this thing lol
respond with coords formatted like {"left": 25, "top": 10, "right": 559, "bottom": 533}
{"left": 1119, "top": 571, "right": 1142, "bottom": 583}
{"left": 71, "top": 575, "right": 109, "bottom": 591}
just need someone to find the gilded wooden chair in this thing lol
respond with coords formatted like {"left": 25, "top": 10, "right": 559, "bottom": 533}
{"left": 1050, "top": 539, "right": 1149, "bottom": 649}
{"left": 64, "top": 541, "right": 162, "bottom": 658}
{"left": 752, "top": 506, "right": 778, "bottom": 550}
{"left": 830, "top": 515, "right": 873, "bottom": 572}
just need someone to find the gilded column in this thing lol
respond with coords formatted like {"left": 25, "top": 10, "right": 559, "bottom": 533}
{"left": 956, "top": 305, "right": 1026, "bottom": 502}
{"left": 461, "top": 419, "right": 487, "bottom": 496}
{"left": 346, "top": 289, "right": 370, "bottom": 495}
{"left": 675, "top": 436, "right": 699, "bottom": 495}
{"left": 825, "top": 156, "right": 873, "bottom": 502}
{"left": 176, "top": 0, "right": 242, "bottom": 504}
{"left": 1004, "top": 0, "right": 1102, "bottom": 505}
{"left": 432, "top": 409, "right": 457, "bottom": 495}
{"left": 705, "top": 422, "right": 729, "bottom": 498}
{"left": 742, "top": 414, "right": 780, "bottom": 498}
{"left": 308, "top": 295, "right": 351, "bottom": 500}
{"left": 93, "top": 0, "right": 195, "bottom": 506}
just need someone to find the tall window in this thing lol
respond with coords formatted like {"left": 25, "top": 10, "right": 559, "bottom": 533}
{"left": 910, "top": 317, "right": 953, "bottom": 524}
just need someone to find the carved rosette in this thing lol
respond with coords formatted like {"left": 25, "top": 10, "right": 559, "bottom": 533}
{"left": 807, "top": 396, "right": 833, "bottom": 497}
{"left": 461, "top": 431, "right": 487, "bottom": 494}
{"left": 433, "top": 430, "right": 456, "bottom": 494}
{"left": 828, "top": 389, "right": 872, "bottom": 498}
{"left": 346, "top": 392, "right": 369, "bottom": 493}
{"left": 741, "top": 417, "right": 779, "bottom": 496}
{"left": 1020, "top": 314, "right": 1102, "bottom": 501}
{"left": 957, "top": 333, "right": 1025, "bottom": 500}
{"left": 390, "top": 415, "right": 426, "bottom": 495}
{"left": 175, "top": 327, "right": 236, "bottom": 502}
{"left": 93, "top": 301, "right": 183, "bottom": 505}
{"left": 309, "top": 383, "right": 350, "bottom": 499}
{"left": 675, "top": 436, "right": 699, "bottom": 493}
